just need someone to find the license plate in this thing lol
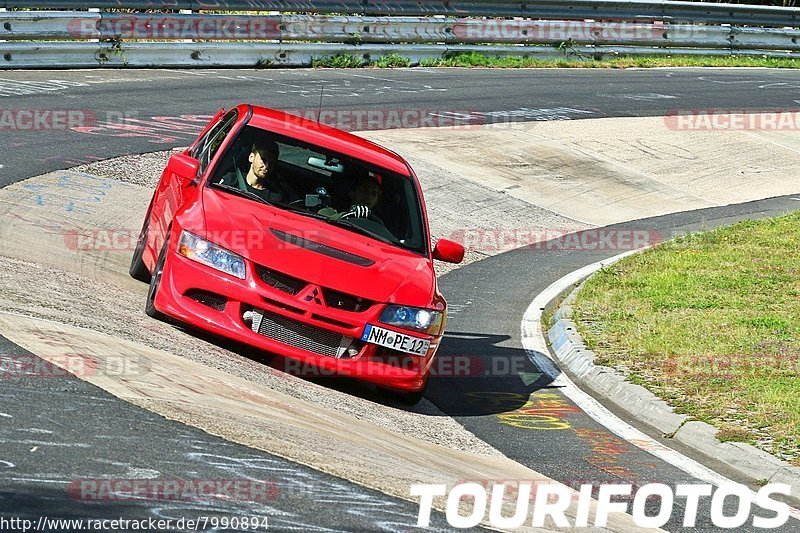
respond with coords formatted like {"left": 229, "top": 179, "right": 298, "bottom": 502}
{"left": 361, "top": 324, "right": 430, "bottom": 356}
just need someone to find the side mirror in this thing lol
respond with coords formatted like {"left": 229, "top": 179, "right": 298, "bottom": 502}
{"left": 432, "top": 239, "right": 465, "bottom": 264}
{"left": 167, "top": 153, "right": 200, "bottom": 183}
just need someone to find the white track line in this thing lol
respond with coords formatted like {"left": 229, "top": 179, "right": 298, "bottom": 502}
{"left": 520, "top": 250, "right": 800, "bottom": 520}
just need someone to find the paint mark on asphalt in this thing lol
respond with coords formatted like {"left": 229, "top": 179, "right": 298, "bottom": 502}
{"left": 0, "top": 440, "right": 90, "bottom": 448}
{"left": 10, "top": 174, "right": 113, "bottom": 214}
{"left": 431, "top": 107, "right": 594, "bottom": 124}
{"left": 575, "top": 428, "right": 640, "bottom": 480}
{"left": 496, "top": 391, "right": 577, "bottom": 430}
{"left": 759, "top": 82, "right": 800, "bottom": 90}
{"left": 0, "top": 79, "right": 90, "bottom": 97}
{"left": 464, "top": 391, "right": 576, "bottom": 430}
{"left": 71, "top": 114, "right": 212, "bottom": 144}
{"left": 183, "top": 453, "right": 454, "bottom": 532}
{"left": 445, "top": 300, "right": 472, "bottom": 318}
{"left": 599, "top": 93, "right": 676, "bottom": 101}
{"left": 697, "top": 76, "right": 768, "bottom": 85}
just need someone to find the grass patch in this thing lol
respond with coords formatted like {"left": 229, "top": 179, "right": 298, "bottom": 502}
{"left": 311, "top": 54, "right": 366, "bottom": 68}
{"left": 314, "top": 51, "right": 800, "bottom": 69}
{"left": 373, "top": 53, "right": 413, "bottom": 68}
{"left": 572, "top": 213, "right": 800, "bottom": 463}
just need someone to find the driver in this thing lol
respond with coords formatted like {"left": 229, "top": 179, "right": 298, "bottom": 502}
{"left": 319, "top": 171, "right": 383, "bottom": 221}
{"left": 217, "top": 140, "right": 297, "bottom": 203}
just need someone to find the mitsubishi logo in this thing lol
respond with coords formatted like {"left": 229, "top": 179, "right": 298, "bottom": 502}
{"left": 303, "top": 287, "right": 324, "bottom": 305}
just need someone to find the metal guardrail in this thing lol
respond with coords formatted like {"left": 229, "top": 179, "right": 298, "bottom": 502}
{"left": 4, "top": 13, "right": 800, "bottom": 51}
{"left": 3, "top": 1, "right": 800, "bottom": 69}
{"left": 4, "top": 41, "right": 800, "bottom": 69}
{"left": 2, "top": 1, "right": 800, "bottom": 27}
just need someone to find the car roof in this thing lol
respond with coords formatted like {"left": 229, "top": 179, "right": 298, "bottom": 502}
{"left": 244, "top": 105, "right": 412, "bottom": 177}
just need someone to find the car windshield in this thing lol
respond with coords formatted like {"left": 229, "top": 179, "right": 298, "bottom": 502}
{"left": 208, "top": 125, "right": 427, "bottom": 255}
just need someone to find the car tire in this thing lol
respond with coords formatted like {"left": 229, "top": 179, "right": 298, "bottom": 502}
{"left": 129, "top": 213, "right": 152, "bottom": 283}
{"left": 145, "top": 240, "right": 169, "bottom": 319}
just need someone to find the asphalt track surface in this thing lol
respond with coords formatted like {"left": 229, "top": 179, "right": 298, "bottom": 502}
{"left": 432, "top": 194, "right": 800, "bottom": 532}
{"left": 1, "top": 68, "right": 800, "bottom": 531}
{"left": 0, "top": 336, "right": 460, "bottom": 532}
{"left": 2, "top": 67, "right": 800, "bottom": 184}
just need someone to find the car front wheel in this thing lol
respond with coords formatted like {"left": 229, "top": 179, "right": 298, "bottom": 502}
{"left": 130, "top": 214, "right": 152, "bottom": 283}
{"left": 145, "top": 241, "right": 168, "bottom": 319}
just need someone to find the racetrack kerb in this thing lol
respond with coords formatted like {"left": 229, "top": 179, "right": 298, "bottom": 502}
{"left": 572, "top": 212, "right": 800, "bottom": 464}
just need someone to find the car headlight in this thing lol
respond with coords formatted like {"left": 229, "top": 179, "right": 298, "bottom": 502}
{"left": 178, "top": 231, "right": 246, "bottom": 280}
{"left": 379, "top": 305, "right": 444, "bottom": 336}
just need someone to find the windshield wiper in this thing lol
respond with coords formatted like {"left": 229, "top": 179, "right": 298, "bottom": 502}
{"left": 282, "top": 205, "right": 393, "bottom": 244}
{"left": 325, "top": 218, "right": 396, "bottom": 246}
{"left": 212, "top": 183, "right": 275, "bottom": 206}
{"left": 282, "top": 204, "right": 331, "bottom": 221}
{"left": 284, "top": 206, "right": 385, "bottom": 240}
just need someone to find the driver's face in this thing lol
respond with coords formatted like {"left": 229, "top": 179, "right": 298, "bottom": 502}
{"left": 249, "top": 150, "right": 271, "bottom": 180}
{"left": 351, "top": 179, "right": 380, "bottom": 209}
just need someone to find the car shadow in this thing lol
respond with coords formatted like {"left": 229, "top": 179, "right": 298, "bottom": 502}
{"left": 424, "top": 330, "right": 561, "bottom": 416}
{"left": 169, "top": 322, "right": 427, "bottom": 409}
{"left": 174, "top": 321, "right": 561, "bottom": 414}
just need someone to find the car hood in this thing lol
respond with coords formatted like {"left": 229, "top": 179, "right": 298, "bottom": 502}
{"left": 200, "top": 187, "right": 435, "bottom": 306}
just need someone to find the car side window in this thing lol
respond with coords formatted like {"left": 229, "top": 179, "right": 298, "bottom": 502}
{"left": 193, "top": 110, "right": 238, "bottom": 175}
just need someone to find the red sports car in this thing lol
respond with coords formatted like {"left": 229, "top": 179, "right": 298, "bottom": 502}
{"left": 129, "top": 104, "right": 464, "bottom": 404}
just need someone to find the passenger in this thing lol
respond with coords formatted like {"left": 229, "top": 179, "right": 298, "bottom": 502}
{"left": 320, "top": 171, "right": 383, "bottom": 221}
{"left": 217, "top": 140, "right": 296, "bottom": 203}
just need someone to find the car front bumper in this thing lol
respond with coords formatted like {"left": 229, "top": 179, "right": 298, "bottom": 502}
{"left": 152, "top": 248, "right": 438, "bottom": 392}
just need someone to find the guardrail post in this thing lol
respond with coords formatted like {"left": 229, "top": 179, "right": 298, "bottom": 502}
{"left": 89, "top": 8, "right": 100, "bottom": 43}
{"left": 179, "top": 9, "right": 193, "bottom": 43}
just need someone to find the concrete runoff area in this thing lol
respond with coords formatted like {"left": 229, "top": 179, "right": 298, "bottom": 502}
{"left": 2, "top": 115, "right": 800, "bottom": 526}
{"left": 364, "top": 116, "right": 800, "bottom": 226}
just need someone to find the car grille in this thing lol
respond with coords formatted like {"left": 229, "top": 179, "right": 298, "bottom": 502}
{"left": 254, "top": 264, "right": 372, "bottom": 313}
{"left": 250, "top": 308, "right": 349, "bottom": 358}
{"left": 186, "top": 289, "right": 227, "bottom": 311}
{"left": 255, "top": 265, "right": 307, "bottom": 295}
{"left": 323, "top": 288, "right": 372, "bottom": 313}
